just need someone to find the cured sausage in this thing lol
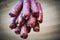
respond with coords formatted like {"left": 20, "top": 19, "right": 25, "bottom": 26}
{"left": 31, "top": 0, "right": 39, "bottom": 17}
{"left": 9, "top": 17, "right": 17, "bottom": 29}
{"left": 9, "top": 0, "right": 23, "bottom": 17}
{"left": 20, "top": 24, "right": 28, "bottom": 39}
{"left": 36, "top": 2, "right": 43, "bottom": 23}
{"left": 22, "top": 0, "right": 30, "bottom": 20}
{"left": 15, "top": 26, "right": 21, "bottom": 34}
{"left": 33, "top": 22, "right": 40, "bottom": 32}
{"left": 27, "top": 15, "right": 36, "bottom": 28}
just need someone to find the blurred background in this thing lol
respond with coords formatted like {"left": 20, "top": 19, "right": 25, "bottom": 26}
{"left": 0, "top": 0, "right": 60, "bottom": 40}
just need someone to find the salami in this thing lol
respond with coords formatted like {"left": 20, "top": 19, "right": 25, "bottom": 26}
{"left": 31, "top": 0, "right": 39, "bottom": 17}
{"left": 9, "top": 0, "right": 23, "bottom": 17}
{"left": 20, "top": 24, "right": 28, "bottom": 39}
{"left": 36, "top": 2, "right": 43, "bottom": 23}
{"left": 22, "top": 0, "right": 30, "bottom": 20}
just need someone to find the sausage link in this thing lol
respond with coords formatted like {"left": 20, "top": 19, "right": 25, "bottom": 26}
{"left": 31, "top": 0, "right": 39, "bottom": 17}
{"left": 22, "top": 0, "right": 30, "bottom": 20}
{"left": 9, "top": 0, "right": 23, "bottom": 17}
{"left": 36, "top": 2, "right": 43, "bottom": 23}
{"left": 20, "top": 24, "right": 28, "bottom": 39}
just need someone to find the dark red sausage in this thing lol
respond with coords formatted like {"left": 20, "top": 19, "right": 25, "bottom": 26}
{"left": 9, "top": 0, "right": 23, "bottom": 17}
{"left": 27, "top": 15, "right": 36, "bottom": 28}
{"left": 16, "top": 11, "right": 24, "bottom": 26}
{"left": 21, "top": 0, "right": 30, "bottom": 20}
{"left": 9, "top": 17, "right": 17, "bottom": 29}
{"left": 36, "top": 2, "right": 43, "bottom": 23}
{"left": 31, "top": 0, "right": 39, "bottom": 17}
{"left": 15, "top": 26, "right": 21, "bottom": 34}
{"left": 33, "top": 22, "right": 40, "bottom": 32}
{"left": 20, "top": 24, "right": 28, "bottom": 39}
{"left": 27, "top": 26, "right": 31, "bottom": 33}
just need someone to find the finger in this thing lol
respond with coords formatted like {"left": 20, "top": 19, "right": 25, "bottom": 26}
{"left": 36, "top": 2, "right": 43, "bottom": 23}
{"left": 9, "top": 0, "right": 23, "bottom": 17}
{"left": 21, "top": 0, "right": 30, "bottom": 20}
{"left": 31, "top": 0, "right": 39, "bottom": 17}
{"left": 20, "top": 24, "right": 28, "bottom": 39}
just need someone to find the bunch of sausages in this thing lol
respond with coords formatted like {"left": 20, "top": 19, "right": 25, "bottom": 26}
{"left": 9, "top": 0, "right": 43, "bottom": 39}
